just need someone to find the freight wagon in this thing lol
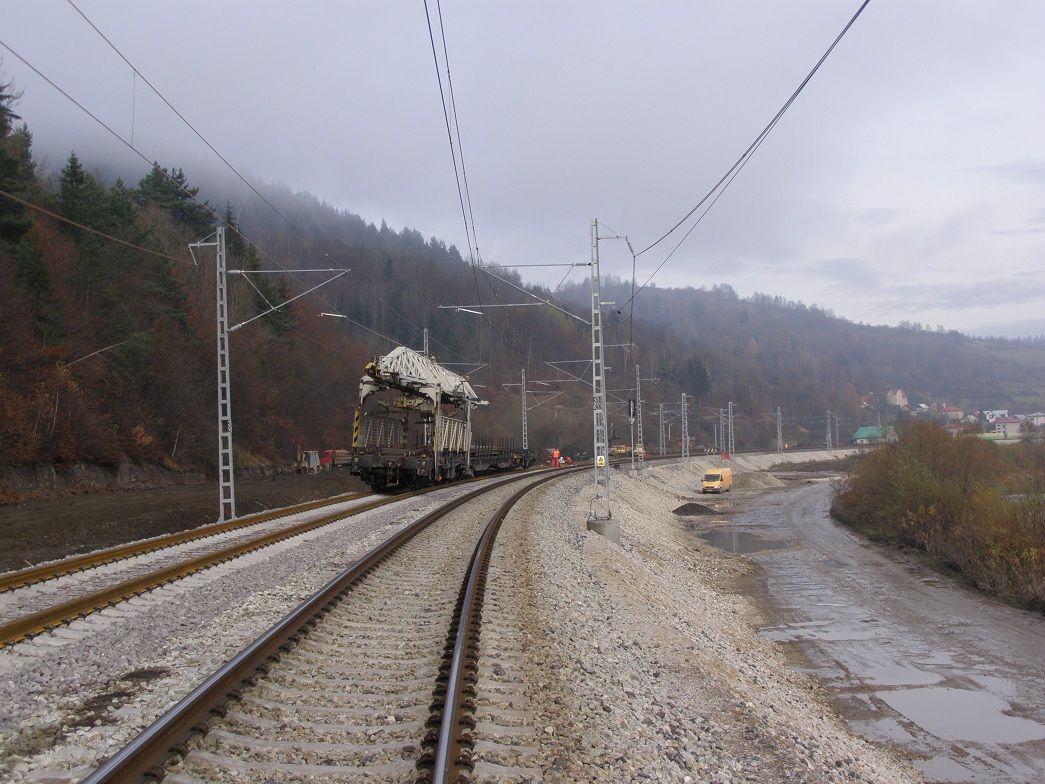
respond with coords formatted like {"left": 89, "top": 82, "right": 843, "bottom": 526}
{"left": 351, "top": 347, "right": 534, "bottom": 492}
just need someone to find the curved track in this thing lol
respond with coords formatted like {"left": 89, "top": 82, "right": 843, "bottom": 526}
{"left": 79, "top": 469, "right": 571, "bottom": 783}
{"left": 0, "top": 472, "right": 545, "bottom": 648}
{"left": 0, "top": 449, "right": 834, "bottom": 648}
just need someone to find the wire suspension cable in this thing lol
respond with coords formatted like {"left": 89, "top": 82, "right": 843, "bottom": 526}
{"left": 422, "top": 0, "right": 485, "bottom": 318}
{"left": 0, "top": 38, "right": 312, "bottom": 284}
{"left": 63, "top": 0, "right": 349, "bottom": 274}
{"left": 0, "top": 188, "right": 190, "bottom": 264}
{"left": 436, "top": 0, "right": 481, "bottom": 262}
{"left": 635, "top": 0, "right": 872, "bottom": 259}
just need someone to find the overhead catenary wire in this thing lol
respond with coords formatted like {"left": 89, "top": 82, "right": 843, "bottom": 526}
{"left": 422, "top": 0, "right": 485, "bottom": 320}
{"left": 62, "top": 0, "right": 350, "bottom": 277}
{"left": 435, "top": 0, "right": 481, "bottom": 264}
{"left": 0, "top": 38, "right": 312, "bottom": 285}
{"left": 624, "top": 0, "right": 872, "bottom": 308}
{"left": 0, "top": 188, "right": 190, "bottom": 265}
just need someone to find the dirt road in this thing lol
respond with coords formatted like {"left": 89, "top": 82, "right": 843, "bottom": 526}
{"left": 710, "top": 480, "right": 1045, "bottom": 782}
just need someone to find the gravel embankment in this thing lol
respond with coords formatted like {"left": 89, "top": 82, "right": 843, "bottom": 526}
{"left": 491, "top": 459, "right": 920, "bottom": 782}
{"left": 1, "top": 455, "right": 918, "bottom": 783}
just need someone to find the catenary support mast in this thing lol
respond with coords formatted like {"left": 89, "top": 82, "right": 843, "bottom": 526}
{"left": 658, "top": 403, "right": 665, "bottom": 455}
{"left": 520, "top": 368, "right": 528, "bottom": 451}
{"left": 213, "top": 226, "right": 235, "bottom": 521}
{"left": 589, "top": 219, "right": 612, "bottom": 522}
{"left": 635, "top": 364, "right": 644, "bottom": 468}
{"left": 681, "top": 393, "right": 690, "bottom": 458}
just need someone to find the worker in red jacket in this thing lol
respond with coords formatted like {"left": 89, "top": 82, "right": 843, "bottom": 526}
{"left": 552, "top": 448, "right": 561, "bottom": 467}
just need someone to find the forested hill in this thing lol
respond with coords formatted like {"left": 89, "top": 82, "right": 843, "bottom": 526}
{"left": 2, "top": 78, "right": 1044, "bottom": 477}
{"left": 558, "top": 278, "right": 1045, "bottom": 421}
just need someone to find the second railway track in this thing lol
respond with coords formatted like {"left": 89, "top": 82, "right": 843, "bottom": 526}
{"left": 81, "top": 467, "right": 573, "bottom": 783}
{"left": 0, "top": 470, "right": 551, "bottom": 648}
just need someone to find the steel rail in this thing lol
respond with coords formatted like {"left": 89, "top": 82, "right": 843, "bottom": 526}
{"left": 0, "top": 470, "right": 546, "bottom": 647}
{"left": 79, "top": 472, "right": 542, "bottom": 784}
{"left": 0, "top": 490, "right": 368, "bottom": 593}
{"left": 0, "top": 447, "right": 835, "bottom": 597}
{"left": 429, "top": 469, "right": 569, "bottom": 782}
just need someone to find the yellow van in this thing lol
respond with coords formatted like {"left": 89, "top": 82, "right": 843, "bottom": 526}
{"left": 701, "top": 467, "right": 733, "bottom": 494}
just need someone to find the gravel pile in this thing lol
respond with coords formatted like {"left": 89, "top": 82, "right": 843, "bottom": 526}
{"left": 498, "top": 461, "right": 920, "bottom": 782}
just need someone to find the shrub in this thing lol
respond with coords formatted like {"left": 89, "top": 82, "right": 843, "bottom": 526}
{"left": 833, "top": 422, "right": 1045, "bottom": 609}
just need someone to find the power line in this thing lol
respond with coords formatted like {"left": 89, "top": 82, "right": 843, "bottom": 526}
{"left": 0, "top": 188, "right": 190, "bottom": 264}
{"left": 435, "top": 0, "right": 481, "bottom": 263}
{"left": 62, "top": 0, "right": 349, "bottom": 275}
{"left": 422, "top": 0, "right": 485, "bottom": 319}
{"left": 628, "top": 0, "right": 872, "bottom": 295}
{"left": 0, "top": 38, "right": 301, "bottom": 281}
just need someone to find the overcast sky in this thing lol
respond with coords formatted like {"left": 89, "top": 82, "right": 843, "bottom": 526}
{"left": 3, "top": 1, "right": 1043, "bottom": 336}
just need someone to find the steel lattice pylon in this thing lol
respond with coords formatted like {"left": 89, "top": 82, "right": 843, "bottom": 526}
{"left": 681, "top": 394, "right": 690, "bottom": 458}
{"left": 520, "top": 368, "right": 528, "bottom": 451}
{"left": 727, "top": 400, "right": 735, "bottom": 456}
{"left": 589, "top": 219, "right": 611, "bottom": 520}
{"left": 635, "top": 364, "right": 644, "bottom": 467}
{"left": 214, "top": 227, "right": 235, "bottom": 521}
{"left": 658, "top": 402, "right": 665, "bottom": 455}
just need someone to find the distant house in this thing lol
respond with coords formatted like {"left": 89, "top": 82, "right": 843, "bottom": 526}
{"left": 982, "top": 409, "right": 1009, "bottom": 424}
{"left": 859, "top": 393, "right": 879, "bottom": 409}
{"left": 851, "top": 425, "right": 898, "bottom": 444}
{"left": 886, "top": 389, "right": 909, "bottom": 408}
{"left": 940, "top": 405, "right": 964, "bottom": 422}
{"left": 993, "top": 418, "right": 1024, "bottom": 439}
{"left": 1028, "top": 412, "right": 1045, "bottom": 427}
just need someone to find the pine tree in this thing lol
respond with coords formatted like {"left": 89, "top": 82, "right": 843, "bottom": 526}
{"left": 58, "top": 151, "right": 105, "bottom": 233}
{"left": 137, "top": 163, "right": 213, "bottom": 234}
{"left": 0, "top": 76, "right": 32, "bottom": 244}
{"left": 13, "top": 235, "right": 66, "bottom": 342}
{"left": 221, "top": 201, "right": 246, "bottom": 256}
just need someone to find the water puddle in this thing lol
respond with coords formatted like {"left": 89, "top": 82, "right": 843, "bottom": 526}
{"left": 696, "top": 527, "right": 788, "bottom": 554}
{"left": 876, "top": 687, "right": 1045, "bottom": 743}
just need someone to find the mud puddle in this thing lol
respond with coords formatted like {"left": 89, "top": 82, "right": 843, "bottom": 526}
{"left": 695, "top": 525, "right": 788, "bottom": 554}
{"left": 712, "top": 481, "right": 1045, "bottom": 783}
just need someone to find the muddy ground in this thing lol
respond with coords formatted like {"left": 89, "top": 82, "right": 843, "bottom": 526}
{"left": 0, "top": 471, "right": 368, "bottom": 572}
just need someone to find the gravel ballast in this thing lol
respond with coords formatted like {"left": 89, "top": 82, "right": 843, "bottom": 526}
{"left": 0, "top": 478, "right": 519, "bottom": 782}
{"left": 1, "top": 455, "right": 919, "bottom": 782}
{"left": 498, "top": 458, "right": 920, "bottom": 782}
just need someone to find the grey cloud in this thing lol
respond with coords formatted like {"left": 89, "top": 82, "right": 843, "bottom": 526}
{"left": 858, "top": 208, "right": 901, "bottom": 226}
{"left": 973, "top": 160, "right": 1045, "bottom": 184}
{"left": 869, "top": 271, "right": 1045, "bottom": 314}
{"left": 804, "top": 257, "right": 881, "bottom": 287}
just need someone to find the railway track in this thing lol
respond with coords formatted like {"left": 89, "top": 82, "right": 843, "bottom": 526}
{"left": 0, "top": 490, "right": 370, "bottom": 593}
{"left": 0, "top": 471, "right": 543, "bottom": 648}
{"left": 80, "top": 468, "right": 572, "bottom": 783}
{"left": 0, "top": 449, "right": 835, "bottom": 648}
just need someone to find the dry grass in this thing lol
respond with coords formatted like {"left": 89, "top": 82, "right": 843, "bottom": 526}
{"left": 832, "top": 422, "right": 1045, "bottom": 610}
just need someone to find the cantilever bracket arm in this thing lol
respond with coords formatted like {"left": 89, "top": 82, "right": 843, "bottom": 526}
{"left": 229, "top": 270, "right": 348, "bottom": 333}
